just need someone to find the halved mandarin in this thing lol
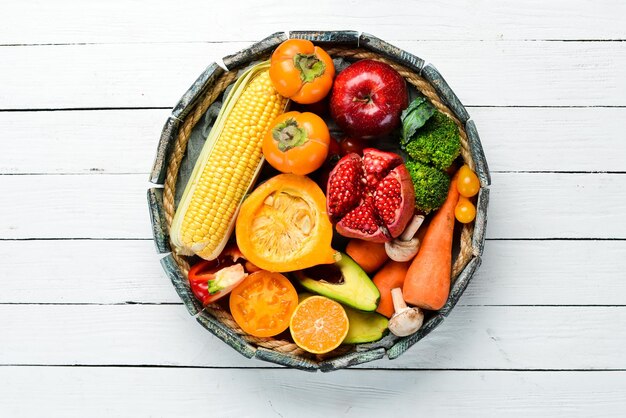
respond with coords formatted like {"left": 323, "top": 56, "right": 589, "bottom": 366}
{"left": 289, "top": 295, "right": 349, "bottom": 354}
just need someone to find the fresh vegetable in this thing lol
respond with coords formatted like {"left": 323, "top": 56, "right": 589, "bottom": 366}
{"left": 269, "top": 39, "right": 335, "bottom": 104}
{"left": 236, "top": 174, "right": 337, "bottom": 272}
{"left": 388, "top": 288, "right": 424, "bottom": 337}
{"left": 170, "top": 62, "right": 288, "bottom": 260}
{"left": 372, "top": 260, "right": 411, "bottom": 318}
{"left": 405, "top": 160, "right": 450, "bottom": 213}
{"left": 345, "top": 239, "right": 388, "bottom": 274}
{"left": 187, "top": 245, "right": 248, "bottom": 305}
{"left": 229, "top": 270, "right": 298, "bottom": 338}
{"left": 455, "top": 196, "right": 476, "bottom": 223}
{"left": 293, "top": 252, "right": 380, "bottom": 312}
{"left": 289, "top": 295, "right": 349, "bottom": 354}
{"left": 400, "top": 96, "right": 435, "bottom": 145}
{"left": 404, "top": 112, "right": 461, "bottom": 171}
{"left": 342, "top": 306, "right": 389, "bottom": 344}
{"left": 263, "top": 111, "right": 330, "bottom": 175}
{"left": 403, "top": 175, "right": 460, "bottom": 310}
{"left": 330, "top": 60, "right": 408, "bottom": 139}
{"left": 327, "top": 149, "right": 415, "bottom": 242}
{"left": 457, "top": 164, "right": 480, "bottom": 197}
{"left": 385, "top": 214, "right": 424, "bottom": 262}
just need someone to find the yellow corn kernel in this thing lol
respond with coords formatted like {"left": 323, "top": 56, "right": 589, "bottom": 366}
{"left": 170, "top": 62, "right": 288, "bottom": 260}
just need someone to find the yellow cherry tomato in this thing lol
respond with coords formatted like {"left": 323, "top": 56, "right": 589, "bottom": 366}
{"left": 455, "top": 196, "right": 476, "bottom": 224}
{"left": 457, "top": 165, "right": 480, "bottom": 197}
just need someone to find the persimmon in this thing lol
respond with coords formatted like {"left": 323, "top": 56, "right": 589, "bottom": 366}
{"left": 263, "top": 111, "right": 330, "bottom": 175}
{"left": 269, "top": 39, "right": 335, "bottom": 104}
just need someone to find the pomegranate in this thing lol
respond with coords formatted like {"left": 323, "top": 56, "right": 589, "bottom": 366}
{"left": 326, "top": 148, "right": 415, "bottom": 242}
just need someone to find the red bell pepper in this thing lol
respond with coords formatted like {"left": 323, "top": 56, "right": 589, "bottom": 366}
{"left": 187, "top": 245, "right": 248, "bottom": 305}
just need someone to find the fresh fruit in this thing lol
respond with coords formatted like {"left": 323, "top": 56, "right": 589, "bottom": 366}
{"left": 289, "top": 296, "right": 349, "bottom": 354}
{"left": 229, "top": 270, "right": 298, "bottom": 338}
{"left": 269, "top": 39, "right": 335, "bottom": 104}
{"left": 262, "top": 111, "right": 330, "bottom": 176}
{"left": 330, "top": 59, "right": 408, "bottom": 139}
{"left": 187, "top": 245, "right": 248, "bottom": 305}
{"left": 170, "top": 62, "right": 288, "bottom": 260}
{"left": 326, "top": 148, "right": 415, "bottom": 242}
{"left": 293, "top": 252, "right": 380, "bottom": 312}
{"left": 345, "top": 239, "right": 388, "bottom": 274}
{"left": 339, "top": 137, "right": 366, "bottom": 156}
{"left": 236, "top": 174, "right": 337, "bottom": 272}
{"left": 298, "top": 292, "right": 388, "bottom": 344}
{"left": 342, "top": 307, "right": 389, "bottom": 344}
{"left": 457, "top": 164, "right": 480, "bottom": 197}
{"left": 455, "top": 196, "right": 476, "bottom": 223}
{"left": 403, "top": 174, "right": 460, "bottom": 310}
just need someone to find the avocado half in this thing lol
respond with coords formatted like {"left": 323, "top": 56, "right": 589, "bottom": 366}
{"left": 293, "top": 253, "right": 380, "bottom": 311}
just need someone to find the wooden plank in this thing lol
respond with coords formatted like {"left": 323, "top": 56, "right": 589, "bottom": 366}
{"left": 0, "top": 109, "right": 169, "bottom": 174}
{"left": 2, "top": 0, "right": 625, "bottom": 44}
{"left": 0, "top": 174, "right": 152, "bottom": 239}
{"left": 467, "top": 240, "right": 626, "bottom": 306}
{"left": 1, "top": 107, "right": 625, "bottom": 174}
{"left": 1, "top": 305, "right": 625, "bottom": 370}
{"left": 2, "top": 240, "right": 625, "bottom": 306}
{"left": 1, "top": 368, "right": 625, "bottom": 418}
{"left": 1, "top": 41, "right": 625, "bottom": 109}
{"left": 487, "top": 173, "right": 626, "bottom": 239}
{"left": 0, "top": 240, "right": 179, "bottom": 304}
{"left": 1, "top": 173, "right": 624, "bottom": 239}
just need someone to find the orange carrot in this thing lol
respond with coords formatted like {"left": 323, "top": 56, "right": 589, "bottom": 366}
{"left": 372, "top": 260, "right": 412, "bottom": 318}
{"left": 346, "top": 239, "right": 389, "bottom": 274}
{"left": 403, "top": 175, "right": 460, "bottom": 310}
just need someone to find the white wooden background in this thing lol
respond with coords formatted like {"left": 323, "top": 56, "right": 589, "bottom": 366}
{"left": 1, "top": 1, "right": 625, "bottom": 416}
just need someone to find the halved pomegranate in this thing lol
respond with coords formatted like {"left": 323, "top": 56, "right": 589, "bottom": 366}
{"left": 326, "top": 148, "right": 415, "bottom": 242}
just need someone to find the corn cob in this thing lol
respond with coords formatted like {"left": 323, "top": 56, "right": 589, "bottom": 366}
{"left": 170, "top": 61, "right": 288, "bottom": 260}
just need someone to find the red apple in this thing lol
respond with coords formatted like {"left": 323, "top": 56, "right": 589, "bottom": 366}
{"left": 330, "top": 60, "right": 408, "bottom": 139}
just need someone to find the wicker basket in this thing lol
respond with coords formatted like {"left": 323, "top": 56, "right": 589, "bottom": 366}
{"left": 147, "top": 31, "right": 490, "bottom": 371}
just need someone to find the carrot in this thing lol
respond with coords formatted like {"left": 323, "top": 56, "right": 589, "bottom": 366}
{"left": 403, "top": 175, "right": 460, "bottom": 310}
{"left": 346, "top": 239, "right": 388, "bottom": 274}
{"left": 372, "top": 260, "right": 412, "bottom": 318}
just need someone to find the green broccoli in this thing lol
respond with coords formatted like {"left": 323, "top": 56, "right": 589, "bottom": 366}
{"left": 405, "top": 160, "right": 450, "bottom": 213}
{"left": 404, "top": 112, "right": 460, "bottom": 171}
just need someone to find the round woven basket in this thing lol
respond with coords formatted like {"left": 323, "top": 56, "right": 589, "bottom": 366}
{"left": 148, "top": 31, "right": 490, "bottom": 371}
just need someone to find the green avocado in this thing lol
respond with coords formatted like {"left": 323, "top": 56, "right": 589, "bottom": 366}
{"left": 293, "top": 253, "right": 380, "bottom": 312}
{"left": 343, "top": 307, "right": 389, "bottom": 344}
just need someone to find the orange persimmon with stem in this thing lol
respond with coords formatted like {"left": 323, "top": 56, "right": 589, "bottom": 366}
{"left": 263, "top": 111, "right": 330, "bottom": 175}
{"left": 269, "top": 39, "right": 335, "bottom": 104}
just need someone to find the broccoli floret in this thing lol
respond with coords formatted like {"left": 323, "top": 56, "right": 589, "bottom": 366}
{"left": 404, "top": 112, "right": 460, "bottom": 170}
{"left": 405, "top": 160, "right": 450, "bottom": 213}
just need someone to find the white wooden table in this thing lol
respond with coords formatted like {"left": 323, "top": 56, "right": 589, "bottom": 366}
{"left": 1, "top": 1, "right": 625, "bottom": 416}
